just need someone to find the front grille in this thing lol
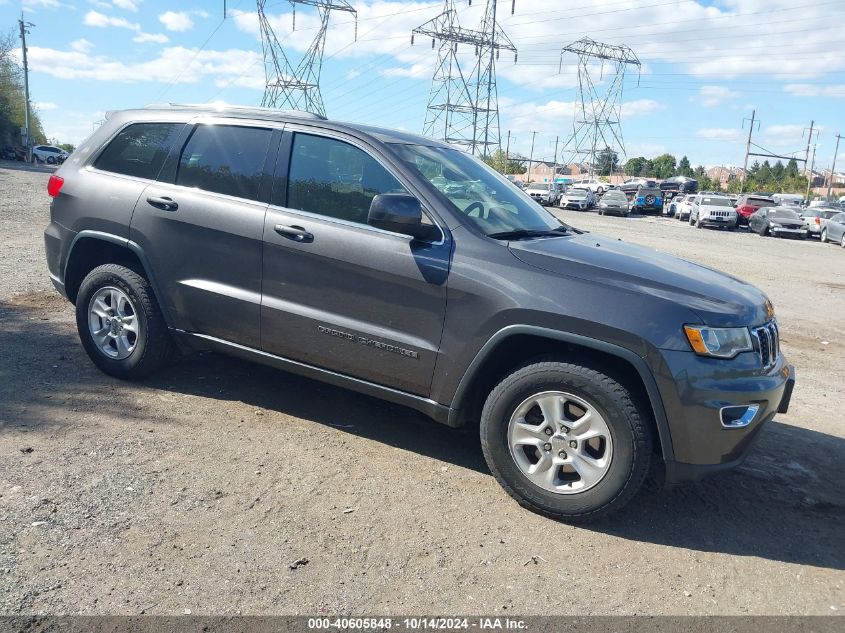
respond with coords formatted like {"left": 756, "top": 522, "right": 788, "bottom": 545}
{"left": 710, "top": 210, "right": 733, "bottom": 217}
{"left": 753, "top": 321, "right": 779, "bottom": 368}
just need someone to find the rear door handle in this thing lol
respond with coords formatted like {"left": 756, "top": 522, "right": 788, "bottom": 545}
{"left": 274, "top": 224, "right": 313, "bottom": 243}
{"left": 146, "top": 196, "right": 178, "bottom": 212}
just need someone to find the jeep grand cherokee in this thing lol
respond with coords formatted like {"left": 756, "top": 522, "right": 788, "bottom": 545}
{"left": 43, "top": 105, "right": 795, "bottom": 521}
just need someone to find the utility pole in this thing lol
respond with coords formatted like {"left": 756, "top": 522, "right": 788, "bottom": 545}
{"left": 740, "top": 109, "right": 756, "bottom": 194}
{"left": 504, "top": 130, "right": 511, "bottom": 173}
{"left": 19, "top": 16, "right": 34, "bottom": 162}
{"left": 827, "top": 133, "right": 842, "bottom": 200}
{"left": 526, "top": 131, "right": 537, "bottom": 184}
{"left": 552, "top": 135, "right": 560, "bottom": 186}
{"left": 806, "top": 143, "right": 817, "bottom": 202}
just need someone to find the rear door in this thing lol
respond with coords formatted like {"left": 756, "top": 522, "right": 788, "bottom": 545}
{"left": 260, "top": 128, "right": 451, "bottom": 397}
{"left": 130, "top": 120, "right": 279, "bottom": 349}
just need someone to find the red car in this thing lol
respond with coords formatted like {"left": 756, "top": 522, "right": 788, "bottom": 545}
{"left": 735, "top": 194, "right": 775, "bottom": 226}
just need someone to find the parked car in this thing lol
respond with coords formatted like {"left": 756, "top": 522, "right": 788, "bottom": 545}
{"left": 799, "top": 208, "right": 839, "bottom": 237}
{"left": 558, "top": 186, "right": 595, "bottom": 210}
{"left": 734, "top": 194, "right": 775, "bottom": 226}
{"left": 619, "top": 178, "right": 657, "bottom": 196}
{"left": 820, "top": 212, "right": 845, "bottom": 246}
{"left": 571, "top": 177, "right": 612, "bottom": 195}
{"left": 629, "top": 185, "right": 664, "bottom": 214}
{"left": 772, "top": 193, "right": 804, "bottom": 207}
{"left": 672, "top": 195, "right": 695, "bottom": 221}
{"left": 525, "top": 182, "right": 563, "bottom": 206}
{"left": 32, "top": 145, "right": 69, "bottom": 165}
{"left": 748, "top": 207, "right": 809, "bottom": 239}
{"left": 43, "top": 104, "right": 795, "bottom": 522}
{"left": 839, "top": 196, "right": 845, "bottom": 204}
{"left": 659, "top": 176, "right": 698, "bottom": 202}
{"left": 689, "top": 195, "right": 738, "bottom": 229}
{"left": 596, "top": 190, "right": 629, "bottom": 216}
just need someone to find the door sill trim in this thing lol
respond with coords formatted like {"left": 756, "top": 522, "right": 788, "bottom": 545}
{"left": 175, "top": 331, "right": 455, "bottom": 426}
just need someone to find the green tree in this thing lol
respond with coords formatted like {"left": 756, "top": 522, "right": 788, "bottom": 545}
{"left": 594, "top": 146, "right": 618, "bottom": 177}
{"left": 651, "top": 153, "right": 677, "bottom": 179}
{"left": 748, "top": 160, "right": 761, "bottom": 178}
{"left": 693, "top": 165, "right": 706, "bottom": 179}
{"left": 623, "top": 156, "right": 648, "bottom": 176}
{"left": 785, "top": 159, "right": 799, "bottom": 178}
{"left": 0, "top": 30, "right": 46, "bottom": 148}
{"left": 677, "top": 155, "right": 692, "bottom": 177}
{"left": 482, "top": 149, "right": 526, "bottom": 175}
{"left": 771, "top": 160, "right": 785, "bottom": 180}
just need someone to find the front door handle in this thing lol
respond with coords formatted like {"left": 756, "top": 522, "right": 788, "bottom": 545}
{"left": 147, "top": 196, "right": 178, "bottom": 211}
{"left": 274, "top": 224, "right": 314, "bottom": 243}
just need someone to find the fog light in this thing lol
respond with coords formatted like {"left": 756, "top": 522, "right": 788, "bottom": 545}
{"left": 720, "top": 404, "right": 760, "bottom": 429}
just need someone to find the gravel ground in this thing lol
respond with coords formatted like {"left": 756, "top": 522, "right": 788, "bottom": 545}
{"left": 1, "top": 161, "right": 843, "bottom": 616}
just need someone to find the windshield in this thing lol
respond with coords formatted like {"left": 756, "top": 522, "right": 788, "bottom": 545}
{"left": 701, "top": 197, "right": 732, "bottom": 207}
{"left": 769, "top": 209, "right": 800, "bottom": 219}
{"left": 391, "top": 143, "right": 563, "bottom": 236}
{"left": 603, "top": 192, "right": 626, "bottom": 202}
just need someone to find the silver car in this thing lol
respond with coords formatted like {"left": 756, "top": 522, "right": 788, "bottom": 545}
{"left": 801, "top": 208, "right": 840, "bottom": 236}
{"left": 820, "top": 212, "right": 845, "bottom": 246}
{"left": 559, "top": 187, "right": 595, "bottom": 211}
{"left": 596, "top": 190, "right": 629, "bottom": 216}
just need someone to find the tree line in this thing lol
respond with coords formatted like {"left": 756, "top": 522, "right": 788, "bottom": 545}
{"left": 1, "top": 29, "right": 46, "bottom": 149}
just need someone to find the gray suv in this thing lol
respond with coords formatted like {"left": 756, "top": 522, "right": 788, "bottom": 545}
{"left": 44, "top": 105, "right": 795, "bottom": 521}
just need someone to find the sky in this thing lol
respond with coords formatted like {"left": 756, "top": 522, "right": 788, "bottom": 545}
{"left": 2, "top": 0, "right": 845, "bottom": 170}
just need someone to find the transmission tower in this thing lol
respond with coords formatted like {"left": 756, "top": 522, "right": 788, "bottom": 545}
{"left": 413, "top": 0, "right": 517, "bottom": 157}
{"left": 558, "top": 38, "right": 640, "bottom": 175}
{"left": 258, "top": 0, "right": 356, "bottom": 117}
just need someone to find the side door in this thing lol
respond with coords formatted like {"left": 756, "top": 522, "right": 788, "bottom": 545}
{"left": 260, "top": 129, "right": 451, "bottom": 397}
{"left": 129, "top": 120, "right": 279, "bottom": 349}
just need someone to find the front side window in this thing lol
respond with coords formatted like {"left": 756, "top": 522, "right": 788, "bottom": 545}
{"left": 94, "top": 122, "right": 183, "bottom": 180}
{"left": 391, "top": 143, "right": 563, "bottom": 237}
{"left": 286, "top": 133, "right": 408, "bottom": 225}
{"left": 176, "top": 124, "right": 273, "bottom": 201}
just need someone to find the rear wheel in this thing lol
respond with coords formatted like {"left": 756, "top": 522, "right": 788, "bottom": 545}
{"left": 76, "top": 264, "right": 175, "bottom": 379}
{"left": 841, "top": 234, "right": 845, "bottom": 248}
{"left": 821, "top": 229, "right": 828, "bottom": 243}
{"left": 480, "top": 360, "right": 653, "bottom": 522}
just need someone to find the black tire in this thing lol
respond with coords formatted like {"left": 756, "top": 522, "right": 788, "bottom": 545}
{"left": 76, "top": 264, "right": 175, "bottom": 379}
{"left": 480, "top": 360, "right": 653, "bottom": 522}
{"left": 821, "top": 229, "right": 828, "bottom": 243}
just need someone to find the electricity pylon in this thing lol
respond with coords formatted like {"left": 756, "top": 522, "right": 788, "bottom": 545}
{"left": 559, "top": 38, "right": 641, "bottom": 175}
{"left": 413, "top": 0, "right": 517, "bottom": 157}
{"left": 258, "top": 0, "right": 356, "bottom": 117}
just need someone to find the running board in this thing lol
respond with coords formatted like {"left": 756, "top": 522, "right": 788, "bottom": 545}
{"left": 176, "top": 331, "right": 455, "bottom": 426}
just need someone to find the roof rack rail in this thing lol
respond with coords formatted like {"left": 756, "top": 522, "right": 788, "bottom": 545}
{"left": 142, "top": 102, "right": 328, "bottom": 121}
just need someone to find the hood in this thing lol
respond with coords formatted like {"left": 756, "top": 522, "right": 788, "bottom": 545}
{"left": 699, "top": 205, "right": 734, "bottom": 213}
{"left": 508, "top": 233, "right": 770, "bottom": 327}
{"left": 769, "top": 217, "right": 804, "bottom": 228}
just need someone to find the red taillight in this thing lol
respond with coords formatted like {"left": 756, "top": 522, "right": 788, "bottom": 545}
{"left": 815, "top": 217, "right": 821, "bottom": 225}
{"left": 47, "top": 174, "right": 64, "bottom": 197}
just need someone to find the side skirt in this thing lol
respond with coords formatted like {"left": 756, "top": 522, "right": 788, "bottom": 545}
{"left": 172, "top": 330, "right": 455, "bottom": 427}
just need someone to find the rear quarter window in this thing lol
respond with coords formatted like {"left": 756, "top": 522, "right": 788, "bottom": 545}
{"left": 94, "top": 122, "right": 183, "bottom": 180}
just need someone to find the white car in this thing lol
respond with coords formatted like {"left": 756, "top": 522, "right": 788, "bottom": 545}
{"left": 32, "top": 145, "right": 69, "bottom": 164}
{"left": 524, "top": 182, "right": 562, "bottom": 206}
{"left": 559, "top": 187, "right": 596, "bottom": 211}
{"left": 689, "top": 194, "right": 738, "bottom": 229}
{"left": 673, "top": 195, "right": 695, "bottom": 221}
{"left": 772, "top": 193, "right": 804, "bottom": 207}
{"left": 571, "top": 177, "right": 612, "bottom": 195}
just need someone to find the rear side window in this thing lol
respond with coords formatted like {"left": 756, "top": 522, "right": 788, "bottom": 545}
{"left": 286, "top": 133, "right": 407, "bottom": 225}
{"left": 94, "top": 122, "right": 182, "bottom": 180}
{"left": 176, "top": 125, "right": 273, "bottom": 202}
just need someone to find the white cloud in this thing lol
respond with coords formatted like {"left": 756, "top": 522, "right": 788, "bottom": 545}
{"left": 697, "top": 128, "right": 743, "bottom": 143}
{"left": 694, "top": 85, "right": 740, "bottom": 108}
{"left": 23, "top": 0, "right": 63, "bottom": 8}
{"left": 785, "top": 84, "right": 845, "bottom": 98}
{"left": 84, "top": 10, "right": 140, "bottom": 31}
{"left": 134, "top": 32, "right": 169, "bottom": 44}
{"left": 620, "top": 99, "right": 663, "bottom": 117}
{"left": 158, "top": 11, "right": 195, "bottom": 32}
{"left": 70, "top": 38, "right": 94, "bottom": 53}
{"left": 112, "top": 0, "right": 140, "bottom": 11}
{"left": 35, "top": 101, "right": 58, "bottom": 110}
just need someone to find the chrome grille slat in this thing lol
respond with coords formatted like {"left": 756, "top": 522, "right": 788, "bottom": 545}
{"left": 753, "top": 320, "right": 779, "bottom": 369}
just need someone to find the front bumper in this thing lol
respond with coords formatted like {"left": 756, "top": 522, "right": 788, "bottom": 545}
{"left": 44, "top": 220, "right": 74, "bottom": 299}
{"left": 653, "top": 348, "right": 794, "bottom": 485}
{"left": 561, "top": 201, "right": 588, "bottom": 210}
{"left": 699, "top": 215, "right": 736, "bottom": 227}
{"left": 771, "top": 226, "right": 809, "bottom": 238}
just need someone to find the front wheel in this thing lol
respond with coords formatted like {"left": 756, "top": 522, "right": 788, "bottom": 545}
{"left": 821, "top": 229, "right": 828, "bottom": 243}
{"left": 76, "top": 264, "right": 175, "bottom": 380}
{"left": 480, "top": 360, "right": 653, "bottom": 522}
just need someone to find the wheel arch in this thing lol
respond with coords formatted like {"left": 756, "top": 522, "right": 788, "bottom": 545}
{"left": 447, "top": 326, "right": 675, "bottom": 462}
{"left": 63, "top": 231, "right": 173, "bottom": 327}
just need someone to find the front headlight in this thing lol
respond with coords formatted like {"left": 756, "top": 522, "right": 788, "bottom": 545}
{"left": 683, "top": 325, "right": 753, "bottom": 358}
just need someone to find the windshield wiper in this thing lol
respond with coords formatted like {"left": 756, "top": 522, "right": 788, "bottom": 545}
{"left": 487, "top": 227, "right": 570, "bottom": 240}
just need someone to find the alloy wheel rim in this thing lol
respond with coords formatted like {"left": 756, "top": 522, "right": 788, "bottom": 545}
{"left": 507, "top": 391, "right": 613, "bottom": 494}
{"left": 88, "top": 286, "right": 139, "bottom": 360}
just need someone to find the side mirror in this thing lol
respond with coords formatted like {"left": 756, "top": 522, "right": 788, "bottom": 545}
{"left": 368, "top": 193, "right": 428, "bottom": 239}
